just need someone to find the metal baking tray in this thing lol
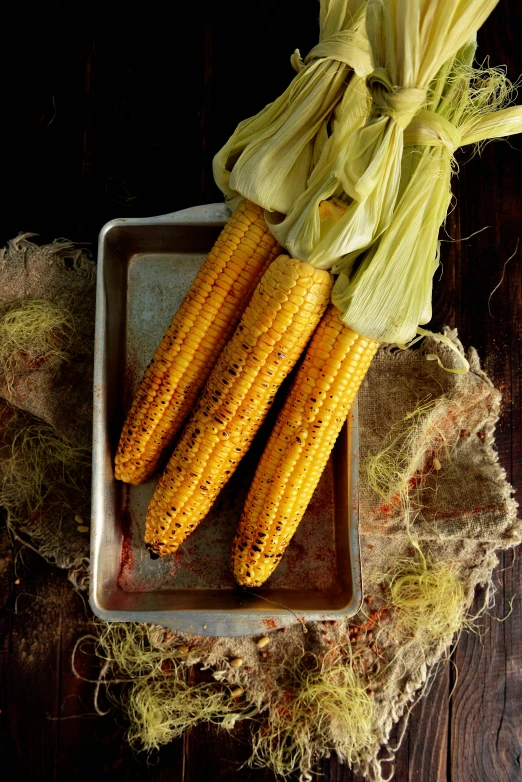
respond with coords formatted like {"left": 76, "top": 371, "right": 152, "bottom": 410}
{"left": 91, "top": 204, "right": 362, "bottom": 636}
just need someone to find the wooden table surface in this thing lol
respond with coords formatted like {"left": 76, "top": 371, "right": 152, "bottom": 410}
{"left": 1, "top": 2, "right": 521, "bottom": 780}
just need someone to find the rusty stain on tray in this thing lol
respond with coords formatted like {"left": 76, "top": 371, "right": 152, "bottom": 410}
{"left": 118, "top": 457, "right": 337, "bottom": 593}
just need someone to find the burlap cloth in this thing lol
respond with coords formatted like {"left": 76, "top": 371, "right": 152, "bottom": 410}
{"left": 0, "top": 235, "right": 94, "bottom": 585}
{"left": 0, "top": 235, "right": 519, "bottom": 780}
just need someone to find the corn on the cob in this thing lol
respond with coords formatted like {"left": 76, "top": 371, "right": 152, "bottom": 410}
{"left": 145, "top": 255, "right": 333, "bottom": 556}
{"left": 115, "top": 201, "right": 280, "bottom": 485}
{"left": 232, "top": 304, "right": 378, "bottom": 587}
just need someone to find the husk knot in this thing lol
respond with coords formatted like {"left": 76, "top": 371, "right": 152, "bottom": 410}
{"left": 367, "top": 68, "right": 427, "bottom": 128}
{"left": 404, "top": 110, "right": 462, "bottom": 154}
{"left": 303, "top": 28, "right": 373, "bottom": 77}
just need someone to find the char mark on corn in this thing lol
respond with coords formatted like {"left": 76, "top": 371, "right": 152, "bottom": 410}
{"left": 232, "top": 304, "right": 378, "bottom": 587}
{"left": 115, "top": 200, "right": 280, "bottom": 485}
{"left": 145, "top": 254, "right": 333, "bottom": 556}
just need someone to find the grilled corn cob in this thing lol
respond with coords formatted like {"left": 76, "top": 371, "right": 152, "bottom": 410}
{"left": 232, "top": 304, "right": 378, "bottom": 587}
{"left": 115, "top": 201, "right": 280, "bottom": 485}
{"left": 145, "top": 255, "right": 333, "bottom": 556}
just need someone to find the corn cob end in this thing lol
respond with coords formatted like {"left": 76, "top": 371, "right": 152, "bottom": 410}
{"left": 232, "top": 305, "right": 379, "bottom": 587}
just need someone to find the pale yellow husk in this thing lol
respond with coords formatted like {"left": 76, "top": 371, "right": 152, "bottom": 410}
{"left": 212, "top": 0, "right": 372, "bottom": 214}
{"left": 214, "top": 0, "right": 522, "bottom": 348}
{"left": 262, "top": 0, "right": 503, "bottom": 266}
{"left": 331, "top": 43, "right": 522, "bottom": 344}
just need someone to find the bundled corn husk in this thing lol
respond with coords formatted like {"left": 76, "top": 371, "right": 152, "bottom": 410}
{"left": 215, "top": 0, "right": 522, "bottom": 350}
{"left": 266, "top": 0, "right": 502, "bottom": 265}
{"left": 331, "top": 42, "right": 522, "bottom": 344}
{"left": 212, "top": 0, "right": 373, "bottom": 214}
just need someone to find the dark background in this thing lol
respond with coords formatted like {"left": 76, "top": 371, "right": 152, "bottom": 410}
{"left": 1, "top": 1, "right": 521, "bottom": 780}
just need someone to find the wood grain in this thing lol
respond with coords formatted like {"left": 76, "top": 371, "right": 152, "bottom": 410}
{"left": 0, "top": 1, "right": 520, "bottom": 780}
{"left": 1, "top": 547, "right": 62, "bottom": 778}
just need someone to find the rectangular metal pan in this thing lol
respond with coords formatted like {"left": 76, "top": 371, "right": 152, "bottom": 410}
{"left": 91, "top": 204, "right": 363, "bottom": 636}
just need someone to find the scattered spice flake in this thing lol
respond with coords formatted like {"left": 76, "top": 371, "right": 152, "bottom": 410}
{"left": 26, "top": 353, "right": 52, "bottom": 369}
{"left": 408, "top": 471, "right": 426, "bottom": 491}
{"left": 428, "top": 504, "right": 508, "bottom": 523}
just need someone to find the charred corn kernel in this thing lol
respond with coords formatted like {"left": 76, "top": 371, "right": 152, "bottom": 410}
{"left": 232, "top": 304, "right": 379, "bottom": 588}
{"left": 145, "top": 255, "right": 332, "bottom": 556}
{"left": 114, "top": 201, "right": 280, "bottom": 485}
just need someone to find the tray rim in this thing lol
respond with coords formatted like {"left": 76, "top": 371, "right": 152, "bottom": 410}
{"left": 90, "top": 204, "right": 363, "bottom": 636}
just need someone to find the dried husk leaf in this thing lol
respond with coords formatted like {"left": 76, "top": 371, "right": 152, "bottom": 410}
{"left": 265, "top": 74, "right": 371, "bottom": 262}
{"left": 212, "top": 0, "right": 372, "bottom": 214}
{"left": 332, "top": 44, "right": 522, "bottom": 344}
{"left": 332, "top": 145, "right": 450, "bottom": 343}
{"left": 275, "top": 0, "right": 501, "bottom": 267}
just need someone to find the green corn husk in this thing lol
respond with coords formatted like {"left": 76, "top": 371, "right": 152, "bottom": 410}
{"left": 266, "top": 0, "right": 502, "bottom": 267}
{"left": 214, "top": 0, "right": 522, "bottom": 349}
{"left": 332, "top": 42, "right": 522, "bottom": 345}
{"left": 212, "top": 0, "right": 373, "bottom": 215}
{"left": 265, "top": 72, "right": 371, "bottom": 262}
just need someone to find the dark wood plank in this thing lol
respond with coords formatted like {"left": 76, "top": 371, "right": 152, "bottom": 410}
{"left": 450, "top": 556, "right": 522, "bottom": 782}
{"left": 0, "top": 547, "right": 62, "bottom": 779}
{"left": 55, "top": 584, "right": 153, "bottom": 779}
{"left": 438, "top": 1, "right": 522, "bottom": 778}
{"left": 392, "top": 665, "right": 450, "bottom": 782}
{"left": 180, "top": 721, "right": 275, "bottom": 782}
{"left": 0, "top": 525, "right": 13, "bottom": 763}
